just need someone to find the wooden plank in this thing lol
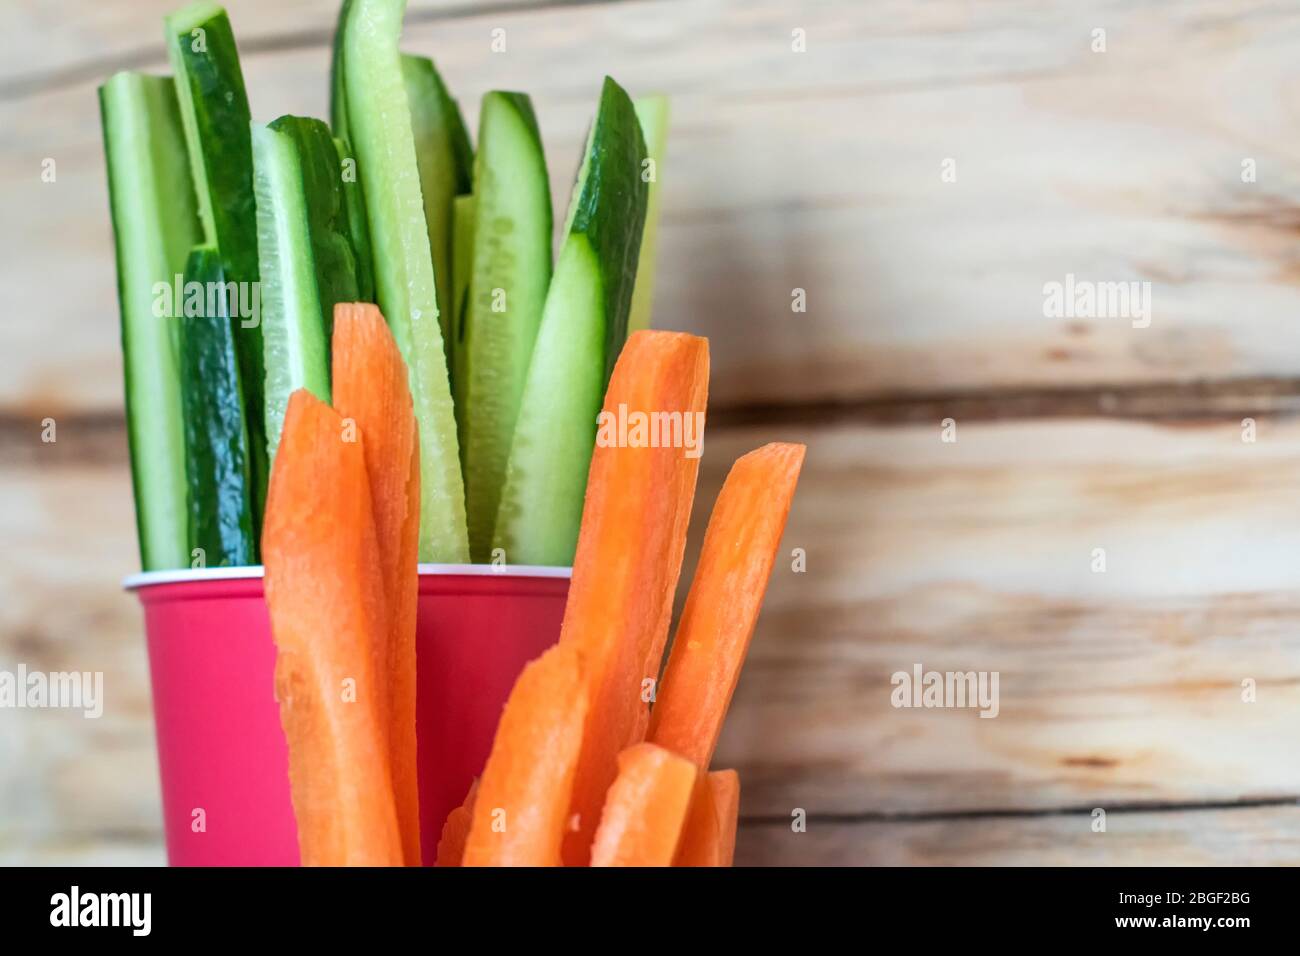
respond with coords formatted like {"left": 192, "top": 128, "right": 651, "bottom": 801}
{"left": 5, "top": 414, "right": 1300, "bottom": 860}
{"left": 735, "top": 804, "right": 1300, "bottom": 866}
{"left": 0, "top": 0, "right": 556, "bottom": 92}
{"left": 5, "top": 0, "right": 1300, "bottom": 413}
{"left": 0, "top": 464, "right": 161, "bottom": 860}
{"left": 696, "top": 416, "right": 1300, "bottom": 815}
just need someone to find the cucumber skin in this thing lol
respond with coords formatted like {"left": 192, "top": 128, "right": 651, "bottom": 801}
{"left": 268, "top": 116, "right": 362, "bottom": 341}
{"left": 179, "top": 247, "right": 258, "bottom": 567}
{"left": 255, "top": 117, "right": 359, "bottom": 461}
{"left": 569, "top": 76, "right": 649, "bottom": 381}
{"left": 462, "top": 91, "right": 553, "bottom": 562}
{"left": 492, "top": 77, "right": 648, "bottom": 565}
{"left": 342, "top": 0, "right": 469, "bottom": 563}
{"left": 166, "top": 4, "right": 268, "bottom": 531}
{"left": 99, "top": 72, "right": 202, "bottom": 571}
{"left": 335, "top": 137, "right": 375, "bottom": 302}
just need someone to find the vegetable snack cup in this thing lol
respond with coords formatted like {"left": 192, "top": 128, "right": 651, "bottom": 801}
{"left": 125, "top": 563, "right": 569, "bottom": 866}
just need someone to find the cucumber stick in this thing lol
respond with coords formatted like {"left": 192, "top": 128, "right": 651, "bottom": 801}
{"left": 179, "top": 247, "right": 258, "bottom": 567}
{"left": 254, "top": 115, "right": 363, "bottom": 462}
{"left": 451, "top": 191, "right": 476, "bottom": 433}
{"left": 461, "top": 92, "right": 552, "bottom": 562}
{"left": 403, "top": 54, "right": 474, "bottom": 353}
{"left": 627, "top": 95, "right": 669, "bottom": 333}
{"left": 329, "top": 0, "right": 355, "bottom": 143}
{"left": 99, "top": 72, "right": 202, "bottom": 571}
{"left": 165, "top": 2, "right": 267, "bottom": 528}
{"left": 341, "top": 0, "right": 468, "bottom": 562}
{"left": 494, "top": 77, "right": 648, "bottom": 566}
{"left": 335, "top": 137, "right": 375, "bottom": 302}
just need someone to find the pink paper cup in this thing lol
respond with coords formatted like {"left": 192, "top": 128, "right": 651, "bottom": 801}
{"left": 124, "top": 564, "right": 570, "bottom": 866}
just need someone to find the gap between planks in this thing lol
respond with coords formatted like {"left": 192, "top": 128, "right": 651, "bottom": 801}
{"left": 11, "top": 376, "right": 1300, "bottom": 467}
{"left": 738, "top": 795, "right": 1300, "bottom": 829}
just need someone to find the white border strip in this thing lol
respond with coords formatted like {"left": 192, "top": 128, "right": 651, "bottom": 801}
{"left": 123, "top": 562, "right": 572, "bottom": 591}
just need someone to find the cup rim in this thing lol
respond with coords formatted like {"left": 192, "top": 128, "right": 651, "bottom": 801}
{"left": 122, "top": 562, "right": 573, "bottom": 591}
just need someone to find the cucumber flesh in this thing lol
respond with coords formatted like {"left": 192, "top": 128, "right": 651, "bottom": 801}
{"left": 165, "top": 2, "right": 268, "bottom": 529}
{"left": 254, "top": 116, "right": 361, "bottom": 462}
{"left": 627, "top": 95, "right": 669, "bottom": 334}
{"left": 403, "top": 54, "right": 473, "bottom": 354}
{"left": 493, "top": 77, "right": 648, "bottom": 565}
{"left": 461, "top": 91, "right": 552, "bottom": 562}
{"left": 178, "top": 246, "right": 258, "bottom": 567}
{"left": 341, "top": 0, "right": 468, "bottom": 562}
{"left": 492, "top": 238, "right": 605, "bottom": 566}
{"left": 567, "top": 77, "right": 649, "bottom": 382}
{"left": 99, "top": 71, "right": 202, "bottom": 571}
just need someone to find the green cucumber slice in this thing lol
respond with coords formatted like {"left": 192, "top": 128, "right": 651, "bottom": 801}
{"left": 178, "top": 246, "right": 257, "bottom": 567}
{"left": 568, "top": 77, "right": 649, "bottom": 381}
{"left": 451, "top": 191, "right": 476, "bottom": 425}
{"left": 627, "top": 95, "right": 669, "bottom": 333}
{"left": 493, "top": 77, "right": 648, "bottom": 566}
{"left": 334, "top": 136, "right": 375, "bottom": 303}
{"left": 461, "top": 91, "right": 552, "bottom": 562}
{"left": 492, "top": 238, "right": 605, "bottom": 566}
{"left": 403, "top": 53, "right": 474, "bottom": 353}
{"left": 165, "top": 2, "right": 267, "bottom": 528}
{"left": 341, "top": 0, "right": 468, "bottom": 562}
{"left": 329, "top": 0, "right": 355, "bottom": 143}
{"left": 254, "top": 115, "right": 362, "bottom": 462}
{"left": 99, "top": 71, "right": 202, "bottom": 571}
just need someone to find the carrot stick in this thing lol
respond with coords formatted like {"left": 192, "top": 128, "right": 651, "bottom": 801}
{"left": 708, "top": 769, "right": 740, "bottom": 867}
{"left": 589, "top": 743, "right": 697, "bottom": 867}
{"left": 672, "top": 774, "right": 721, "bottom": 866}
{"left": 262, "top": 388, "right": 402, "bottom": 866}
{"left": 462, "top": 642, "right": 588, "bottom": 866}
{"left": 559, "top": 329, "right": 709, "bottom": 865}
{"left": 435, "top": 778, "right": 478, "bottom": 867}
{"left": 331, "top": 302, "right": 422, "bottom": 865}
{"left": 648, "top": 442, "right": 805, "bottom": 767}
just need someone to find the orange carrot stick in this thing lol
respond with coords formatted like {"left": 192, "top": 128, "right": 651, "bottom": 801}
{"left": 262, "top": 389, "right": 402, "bottom": 866}
{"left": 589, "top": 743, "right": 697, "bottom": 867}
{"left": 708, "top": 769, "right": 740, "bottom": 867}
{"left": 331, "top": 302, "right": 422, "bottom": 865}
{"left": 672, "top": 774, "right": 722, "bottom": 866}
{"left": 435, "top": 778, "right": 478, "bottom": 867}
{"left": 463, "top": 642, "right": 588, "bottom": 866}
{"left": 560, "top": 330, "right": 709, "bottom": 865}
{"left": 648, "top": 442, "right": 805, "bottom": 767}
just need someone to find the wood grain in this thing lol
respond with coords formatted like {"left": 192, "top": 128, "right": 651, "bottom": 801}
{"left": 736, "top": 804, "right": 1300, "bottom": 866}
{"left": 5, "top": 0, "right": 1300, "bottom": 414}
{"left": 0, "top": 0, "right": 558, "bottom": 94}
{"left": 4, "top": 0, "right": 1300, "bottom": 867}
{"left": 696, "top": 417, "right": 1300, "bottom": 816}
{"left": 5, "top": 415, "right": 1300, "bottom": 863}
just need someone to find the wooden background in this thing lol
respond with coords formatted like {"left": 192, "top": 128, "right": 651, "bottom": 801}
{"left": 3, "top": 0, "right": 1300, "bottom": 865}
